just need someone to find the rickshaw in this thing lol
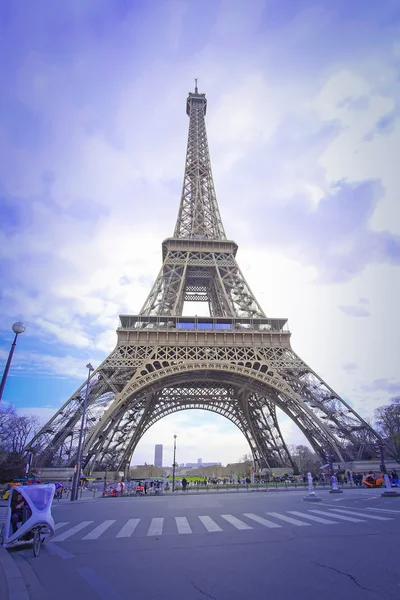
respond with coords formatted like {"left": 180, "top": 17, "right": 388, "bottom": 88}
{"left": 102, "top": 481, "right": 120, "bottom": 497}
{"left": 0, "top": 484, "right": 55, "bottom": 557}
{"left": 362, "top": 473, "right": 384, "bottom": 488}
{"left": 135, "top": 482, "right": 145, "bottom": 496}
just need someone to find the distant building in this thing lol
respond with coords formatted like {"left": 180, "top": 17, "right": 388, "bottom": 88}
{"left": 154, "top": 444, "right": 163, "bottom": 467}
{"left": 184, "top": 461, "right": 221, "bottom": 468}
{"left": 198, "top": 458, "right": 202, "bottom": 465}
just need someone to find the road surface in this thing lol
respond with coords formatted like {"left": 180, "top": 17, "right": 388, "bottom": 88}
{"left": 2, "top": 487, "right": 399, "bottom": 600}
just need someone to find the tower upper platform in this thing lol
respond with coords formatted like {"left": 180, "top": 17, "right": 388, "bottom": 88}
{"left": 186, "top": 85, "right": 207, "bottom": 116}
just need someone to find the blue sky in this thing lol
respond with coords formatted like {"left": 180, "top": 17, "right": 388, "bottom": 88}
{"left": 0, "top": 0, "right": 399, "bottom": 466}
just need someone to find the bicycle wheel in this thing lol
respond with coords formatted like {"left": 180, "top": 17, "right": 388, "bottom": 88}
{"left": 33, "top": 529, "right": 41, "bottom": 557}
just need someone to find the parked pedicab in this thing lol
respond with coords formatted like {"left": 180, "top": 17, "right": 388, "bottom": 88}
{"left": 362, "top": 473, "right": 384, "bottom": 488}
{"left": 102, "top": 481, "right": 124, "bottom": 497}
{"left": 0, "top": 484, "right": 55, "bottom": 557}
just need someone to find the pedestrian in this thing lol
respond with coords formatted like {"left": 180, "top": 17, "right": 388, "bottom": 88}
{"left": 11, "top": 492, "right": 28, "bottom": 533}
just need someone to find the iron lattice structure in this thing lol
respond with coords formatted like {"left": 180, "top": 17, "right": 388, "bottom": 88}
{"left": 27, "top": 85, "right": 377, "bottom": 474}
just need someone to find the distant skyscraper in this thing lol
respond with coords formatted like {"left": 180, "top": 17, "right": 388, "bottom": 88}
{"left": 154, "top": 444, "right": 163, "bottom": 467}
{"left": 198, "top": 458, "right": 202, "bottom": 465}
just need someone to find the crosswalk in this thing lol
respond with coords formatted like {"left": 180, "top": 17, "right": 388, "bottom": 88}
{"left": 50, "top": 506, "right": 399, "bottom": 543}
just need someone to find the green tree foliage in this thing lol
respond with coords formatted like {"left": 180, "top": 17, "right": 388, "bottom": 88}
{"left": 374, "top": 397, "right": 400, "bottom": 463}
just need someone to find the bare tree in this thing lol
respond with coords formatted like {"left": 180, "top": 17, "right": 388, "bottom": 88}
{"left": 0, "top": 405, "right": 40, "bottom": 482}
{"left": 129, "top": 465, "right": 165, "bottom": 479}
{"left": 295, "top": 445, "right": 321, "bottom": 475}
{"left": 375, "top": 397, "right": 400, "bottom": 463}
{"left": 0, "top": 404, "right": 15, "bottom": 445}
{"left": 8, "top": 413, "right": 39, "bottom": 454}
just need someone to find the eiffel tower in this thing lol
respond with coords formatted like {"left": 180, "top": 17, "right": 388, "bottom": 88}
{"left": 27, "top": 83, "right": 377, "bottom": 475}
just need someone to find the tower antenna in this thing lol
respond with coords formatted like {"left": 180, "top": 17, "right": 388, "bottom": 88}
{"left": 195, "top": 78, "right": 198, "bottom": 93}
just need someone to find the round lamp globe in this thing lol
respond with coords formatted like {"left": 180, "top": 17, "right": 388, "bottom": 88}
{"left": 12, "top": 322, "right": 26, "bottom": 335}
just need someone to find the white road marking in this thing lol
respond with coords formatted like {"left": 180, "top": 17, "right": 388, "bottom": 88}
{"left": 116, "top": 518, "right": 140, "bottom": 538}
{"left": 83, "top": 520, "right": 115, "bottom": 540}
{"left": 365, "top": 507, "right": 400, "bottom": 514}
{"left": 175, "top": 517, "right": 192, "bottom": 534}
{"left": 221, "top": 514, "right": 252, "bottom": 530}
{"left": 52, "top": 521, "right": 94, "bottom": 542}
{"left": 327, "top": 508, "right": 392, "bottom": 521}
{"left": 243, "top": 513, "right": 281, "bottom": 528}
{"left": 289, "top": 511, "right": 338, "bottom": 524}
{"left": 266, "top": 512, "right": 310, "bottom": 526}
{"left": 308, "top": 510, "right": 364, "bottom": 523}
{"left": 54, "top": 522, "right": 69, "bottom": 530}
{"left": 147, "top": 518, "right": 163, "bottom": 536}
{"left": 198, "top": 516, "right": 222, "bottom": 532}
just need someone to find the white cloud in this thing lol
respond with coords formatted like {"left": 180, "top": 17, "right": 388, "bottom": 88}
{"left": 16, "top": 406, "right": 59, "bottom": 424}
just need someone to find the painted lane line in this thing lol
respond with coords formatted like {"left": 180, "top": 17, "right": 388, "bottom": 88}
{"left": 327, "top": 508, "right": 392, "bottom": 521}
{"left": 116, "top": 518, "right": 140, "bottom": 538}
{"left": 308, "top": 510, "right": 364, "bottom": 523}
{"left": 46, "top": 542, "right": 74, "bottom": 560}
{"left": 266, "top": 512, "right": 310, "bottom": 526}
{"left": 83, "top": 520, "right": 116, "bottom": 540}
{"left": 175, "top": 517, "right": 192, "bottom": 534}
{"left": 52, "top": 521, "right": 94, "bottom": 542}
{"left": 243, "top": 513, "right": 281, "bottom": 528}
{"left": 147, "top": 518, "right": 164, "bottom": 536}
{"left": 288, "top": 511, "right": 338, "bottom": 524}
{"left": 54, "top": 522, "right": 69, "bottom": 530}
{"left": 221, "top": 514, "right": 252, "bottom": 530}
{"left": 198, "top": 516, "right": 222, "bottom": 532}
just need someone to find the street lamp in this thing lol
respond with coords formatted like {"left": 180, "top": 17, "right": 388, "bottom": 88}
{"left": 71, "top": 363, "right": 94, "bottom": 501}
{"left": 172, "top": 434, "right": 177, "bottom": 492}
{"left": 377, "top": 439, "right": 387, "bottom": 474}
{"left": 0, "top": 322, "right": 26, "bottom": 402}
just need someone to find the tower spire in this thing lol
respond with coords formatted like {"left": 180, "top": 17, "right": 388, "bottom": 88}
{"left": 173, "top": 85, "right": 226, "bottom": 240}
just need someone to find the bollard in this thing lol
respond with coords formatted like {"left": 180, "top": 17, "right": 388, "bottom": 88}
{"left": 303, "top": 472, "right": 322, "bottom": 502}
{"left": 382, "top": 474, "right": 400, "bottom": 497}
{"left": 329, "top": 475, "right": 343, "bottom": 494}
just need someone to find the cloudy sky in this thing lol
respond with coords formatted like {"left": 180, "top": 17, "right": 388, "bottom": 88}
{"left": 1, "top": 0, "right": 399, "bottom": 467}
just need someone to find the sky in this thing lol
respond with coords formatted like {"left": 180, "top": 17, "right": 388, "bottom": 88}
{"left": 0, "top": 0, "right": 399, "bottom": 467}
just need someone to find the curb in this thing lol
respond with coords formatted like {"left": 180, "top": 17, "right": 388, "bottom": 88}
{"left": 0, "top": 547, "right": 30, "bottom": 600}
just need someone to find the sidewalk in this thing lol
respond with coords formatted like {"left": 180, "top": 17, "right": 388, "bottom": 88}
{"left": 0, "top": 547, "right": 30, "bottom": 600}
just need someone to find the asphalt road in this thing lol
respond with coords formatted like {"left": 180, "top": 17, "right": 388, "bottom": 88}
{"left": 5, "top": 488, "right": 400, "bottom": 600}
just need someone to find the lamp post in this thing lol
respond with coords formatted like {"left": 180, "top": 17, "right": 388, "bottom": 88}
{"left": 71, "top": 363, "right": 94, "bottom": 501}
{"left": 378, "top": 439, "right": 387, "bottom": 474}
{"left": 0, "top": 322, "right": 26, "bottom": 402}
{"left": 172, "top": 434, "right": 177, "bottom": 492}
